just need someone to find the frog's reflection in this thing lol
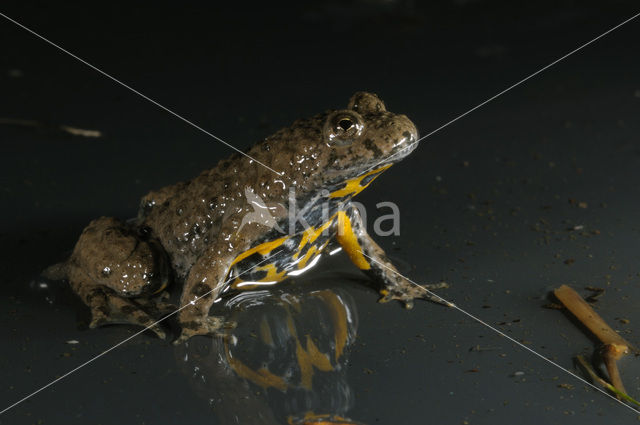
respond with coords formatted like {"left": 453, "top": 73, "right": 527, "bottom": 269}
{"left": 174, "top": 281, "right": 363, "bottom": 424}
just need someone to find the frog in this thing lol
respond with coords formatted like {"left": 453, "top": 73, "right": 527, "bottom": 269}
{"left": 50, "top": 92, "right": 448, "bottom": 344}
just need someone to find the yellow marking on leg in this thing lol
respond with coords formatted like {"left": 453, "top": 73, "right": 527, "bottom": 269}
{"left": 231, "top": 262, "right": 288, "bottom": 290}
{"left": 151, "top": 280, "right": 169, "bottom": 295}
{"left": 289, "top": 412, "right": 352, "bottom": 425}
{"left": 224, "top": 340, "right": 287, "bottom": 391}
{"left": 336, "top": 211, "right": 370, "bottom": 270}
{"left": 298, "top": 245, "right": 318, "bottom": 268}
{"left": 230, "top": 216, "right": 335, "bottom": 289}
{"left": 313, "top": 290, "right": 349, "bottom": 362}
{"left": 319, "top": 239, "right": 330, "bottom": 251}
{"left": 285, "top": 311, "right": 333, "bottom": 390}
{"left": 296, "top": 238, "right": 331, "bottom": 270}
{"left": 259, "top": 317, "right": 274, "bottom": 346}
{"left": 257, "top": 263, "right": 287, "bottom": 281}
{"left": 296, "top": 335, "right": 333, "bottom": 390}
{"left": 295, "top": 216, "right": 337, "bottom": 258}
{"left": 329, "top": 164, "right": 392, "bottom": 198}
{"left": 230, "top": 236, "right": 288, "bottom": 267}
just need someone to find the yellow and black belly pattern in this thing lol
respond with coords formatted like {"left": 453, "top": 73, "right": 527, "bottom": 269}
{"left": 226, "top": 216, "right": 337, "bottom": 291}
{"left": 225, "top": 164, "right": 390, "bottom": 292}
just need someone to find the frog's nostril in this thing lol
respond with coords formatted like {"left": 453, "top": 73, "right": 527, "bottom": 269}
{"left": 399, "top": 116, "right": 418, "bottom": 142}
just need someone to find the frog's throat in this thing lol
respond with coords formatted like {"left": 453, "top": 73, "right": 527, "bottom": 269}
{"left": 328, "top": 164, "right": 392, "bottom": 199}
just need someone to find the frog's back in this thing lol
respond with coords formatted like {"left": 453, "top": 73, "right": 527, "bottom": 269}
{"left": 138, "top": 155, "right": 264, "bottom": 278}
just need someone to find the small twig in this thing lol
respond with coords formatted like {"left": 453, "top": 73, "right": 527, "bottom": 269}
{"left": 0, "top": 117, "right": 102, "bottom": 138}
{"left": 554, "top": 285, "right": 632, "bottom": 350}
{"left": 58, "top": 125, "right": 102, "bottom": 138}
{"left": 576, "top": 355, "right": 640, "bottom": 407}
{"left": 602, "top": 345, "right": 627, "bottom": 394}
{"left": 0, "top": 117, "right": 39, "bottom": 127}
{"left": 554, "top": 284, "right": 635, "bottom": 398}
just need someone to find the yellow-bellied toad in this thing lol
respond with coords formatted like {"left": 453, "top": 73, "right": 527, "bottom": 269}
{"left": 53, "top": 92, "right": 447, "bottom": 343}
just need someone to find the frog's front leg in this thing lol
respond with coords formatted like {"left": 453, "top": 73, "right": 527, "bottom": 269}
{"left": 175, "top": 247, "right": 238, "bottom": 344}
{"left": 335, "top": 207, "right": 450, "bottom": 309}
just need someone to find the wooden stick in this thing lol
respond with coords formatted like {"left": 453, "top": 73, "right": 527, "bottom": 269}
{"left": 576, "top": 355, "right": 640, "bottom": 407}
{"left": 554, "top": 284, "right": 634, "bottom": 396}
{"left": 0, "top": 117, "right": 102, "bottom": 138}
{"left": 554, "top": 285, "right": 632, "bottom": 352}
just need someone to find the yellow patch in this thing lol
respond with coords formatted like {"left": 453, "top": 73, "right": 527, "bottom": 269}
{"left": 151, "top": 280, "right": 169, "bottom": 295}
{"left": 297, "top": 217, "right": 336, "bottom": 254}
{"left": 284, "top": 311, "right": 333, "bottom": 390}
{"left": 298, "top": 245, "right": 318, "bottom": 268}
{"left": 336, "top": 211, "right": 370, "bottom": 270}
{"left": 231, "top": 262, "right": 288, "bottom": 290}
{"left": 296, "top": 239, "right": 331, "bottom": 269}
{"left": 259, "top": 316, "right": 274, "bottom": 346}
{"left": 313, "top": 290, "right": 349, "bottom": 362}
{"left": 257, "top": 262, "right": 287, "bottom": 281}
{"left": 329, "top": 164, "right": 392, "bottom": 199}
{"left": 224, "top": 293, "right": 347, "bottom": 397}
{"left": 230, "top": 236, "right": 288, "bottom": 267}
{"left": 224, "top": 342, "right": 288, "bottom": 391}
{"left": 288, "top": 412, "right": 354, "bottom": 425}
{"left": 296, "top": 334, "right": 333, "bottom": 390}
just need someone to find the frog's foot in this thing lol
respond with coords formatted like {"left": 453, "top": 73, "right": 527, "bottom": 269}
{"left": 379, "top": 281, "right": 451, "bottom": 309}
{"left": 135, "top": 293, "right": 177, "bottom": 317}
{"left": 174, "top": 315, "right": 236, "bottom": 345}
{"left": 82, "top": 286, "right": 167, "bottom": 339}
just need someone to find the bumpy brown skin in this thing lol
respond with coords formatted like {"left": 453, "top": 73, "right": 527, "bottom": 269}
{"left": 60, "top": 92, "right": 446, "bottom": 343}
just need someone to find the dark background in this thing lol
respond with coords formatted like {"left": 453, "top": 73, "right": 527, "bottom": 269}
{"left": 2, "top": 1, "right": 640, "bottom": 424}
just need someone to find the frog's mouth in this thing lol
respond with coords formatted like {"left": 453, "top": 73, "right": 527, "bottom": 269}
{"left": 363, "top": 130, "right": 419, "bottom": 172}
{"left": 322, "top": 124, "right": 419, "bottom": 189}
{"left": 382, "top": 137, "right": 419, "bottom": 166}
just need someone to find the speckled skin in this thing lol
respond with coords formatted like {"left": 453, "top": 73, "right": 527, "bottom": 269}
{"left": 59, "top": 92, "right": 447, "bottom": 343}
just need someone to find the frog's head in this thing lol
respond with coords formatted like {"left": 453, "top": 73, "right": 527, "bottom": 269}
{"left": 250, "top": 92, "right": 418, "bottom": 201}
{"left": 321, "top": 92, "right": 418, "bottom": 186}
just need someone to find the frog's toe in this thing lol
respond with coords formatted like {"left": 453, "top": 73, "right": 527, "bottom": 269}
{"left": 379, "top": 281, "right": 452, "bottom": 308}
{"left": 90, "top": 312, "right": 166, "bottom": 340}
{"left": 173, "top": 315, "right": 231, "bottom": 345}
{"left": 136, "top": 296, "right": 177, "bottom": 316}
{"left": 415, "top": 281, "right": 451, "bottom": 306}
{"left": 85, "top": 290, "right": 167, "bottom": 339}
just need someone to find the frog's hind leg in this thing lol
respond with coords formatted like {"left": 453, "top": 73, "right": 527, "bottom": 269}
{"left": 335, "top": 207, "right": 450, "bottom": 309}
{"left": 69, "top": 276, "right": 168, "bottom": 339}
{"left": 66, "top": 216, "right": 173, "bottom": 339}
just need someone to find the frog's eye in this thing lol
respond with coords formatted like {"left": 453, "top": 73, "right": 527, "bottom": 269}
{"left": 324, "top": 111, "right": 364, "bottom": 146}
